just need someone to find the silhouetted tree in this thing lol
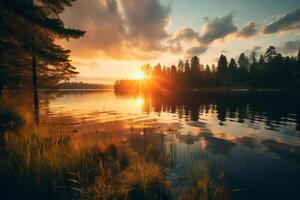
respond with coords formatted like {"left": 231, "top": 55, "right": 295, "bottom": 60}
{"left": 264, "top": 46, "right": 277, "bottom": 62}
{"left": 190, "top": 56, "right": 201, "bottom": 87}
{"left": 217, "top": 54, "right": 228, "bottom": 85}
{"left": 116, "top": 47, "right": 300, "bottom": 92}
{"left": 0, "top": 0, "right": 85, "bottom": 123}
{"left": 184, "top": 60, "right": 190, "bottom": 73}
{"left": 177, "top": 59, "right": 184, "bottom": 72}
{"left": 249, "top": 52, "right": 258, "bottom": 86}
{"left": 190, "top": 56, "right": 200, "bottom": 73}
{"left": 237, "top": 53, "right": 249, "bottom": 85}
{"left": 228, "top": 58, "right": 238, "bottom": 86}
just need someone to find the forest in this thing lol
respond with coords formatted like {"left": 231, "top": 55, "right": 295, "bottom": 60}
{"left": 115, "top": 46, "right": 300, "bottom": 92}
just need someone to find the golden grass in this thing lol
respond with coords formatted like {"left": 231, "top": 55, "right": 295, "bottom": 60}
{"left": 0, "top": 124, "right": 170, "bottom": 199}
{"left": 0, "top": 91, "right": 229, "bottom": 200}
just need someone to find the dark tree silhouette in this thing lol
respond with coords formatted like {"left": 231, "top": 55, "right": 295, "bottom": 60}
{"left": 217, "top": 54, "right": 228, "bottom": 85}
{"left": 177, "top": 59, "right": 184, "bottom": 72}
{"left": 116, "top": 46, "right": 300, "bottom": 92}
{"left": 228, "top": 58, "right": 238, "bottom": 86}
{"left": 0, "top": 0, "right": 85, "bottom": 123}
{"left": 237, "top": 53, "right": 249, "bottom": 85}
{"left": 264, "top": 46, "right": 277, "bottom": 62}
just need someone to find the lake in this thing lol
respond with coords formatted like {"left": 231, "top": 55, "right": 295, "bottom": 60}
{"left": 41, "top": 90, "right": 300, "bottom": 200}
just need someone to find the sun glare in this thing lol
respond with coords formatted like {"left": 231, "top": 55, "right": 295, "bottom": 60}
{"left": 136, "top": 96, "right": 144, "bottom": 107}
{"left": 134, "top": 71, "right": 145, "bottom": 80}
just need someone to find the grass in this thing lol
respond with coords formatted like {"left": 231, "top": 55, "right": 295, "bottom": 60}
{"left": 0, "top": 91, "right": 230, "bottom": 200}
{"left": 0, "top": 125, "right": 171, "bottom": 199}
{"left": 178, "top": 161, "right": 230, "bottom": 200}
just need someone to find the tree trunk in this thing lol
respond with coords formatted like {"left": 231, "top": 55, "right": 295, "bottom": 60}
{"left": 32, "top": 51, "right": 39, "bottom": 124}
{"left": 31, "top": 0, "right": 39, "bottom": 125}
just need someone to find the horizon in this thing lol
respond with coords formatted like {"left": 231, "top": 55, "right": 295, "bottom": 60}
{"left": 59, "top": 0, "right": 300, "bottom": 84}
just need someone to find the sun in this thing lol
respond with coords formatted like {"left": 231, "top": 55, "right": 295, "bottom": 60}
{"left": 134, "top": 71, "right": 145, "bottom": 80}
{"left": 136, "top": 96, "right": 144, "bottom": 107}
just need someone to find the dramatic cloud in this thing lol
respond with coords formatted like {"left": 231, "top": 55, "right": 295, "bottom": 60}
{"left": 279, "top": 40, "right": 300, "bottom": 54}
{"left": 184, "top": 13, "right": 238, "bottom": 56}
{"left": 199, "top": 13, "right": 238, "bottom": 44}
{"left": 61, "top": 0, "right": 170, "bottom": 59}
{"left": 173, "top": 28, "right": 199, "bottom": 41}
{"left": 237, "top": 21, "right": 258, "bottom": 38}
{"left": 263, "top": 8, "right": 300, "bottom": 34}
{"left": 62, "top": 1, "right": 298, "bottom": 61}
{"left": 61, "top": 0, "right": 126, "bottom": 58}
{"left": 119, "top": 0, "right": 170, "bottom": 51}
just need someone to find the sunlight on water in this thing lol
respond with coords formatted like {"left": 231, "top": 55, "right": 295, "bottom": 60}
{"left": 135, "top": 96, "right": 144, "bottom": 108}
{"left": 40, "top": 90, "right": 300, "bottom": 200}
{"left": 41, "top": 90, "right": 300, "bottom": 146}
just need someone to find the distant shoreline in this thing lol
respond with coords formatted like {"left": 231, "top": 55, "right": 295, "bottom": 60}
{"left": 39, "top": 87, "right": 298, "bottom": 94}
{"left": 114, "top": 87, "right": 298, "bottom": 93}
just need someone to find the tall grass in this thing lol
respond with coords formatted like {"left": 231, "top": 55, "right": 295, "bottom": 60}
{"left": 178, "top": 161, "right": 230, "bottom": 200}
{"left": 0, "top": 124, "right": 173, "bottom": 200}
{"left": 0, "top": 91, "right": 229, "bottom": 200}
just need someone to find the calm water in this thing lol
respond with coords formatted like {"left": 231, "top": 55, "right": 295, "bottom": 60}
{"left": 41, "top": 90, "right": 300, "bottom": 200}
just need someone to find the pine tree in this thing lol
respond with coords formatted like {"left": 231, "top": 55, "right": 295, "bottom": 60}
{"left": 184, "top": 60, "right": 190, "bottom": 73}
{"left": 190, "top": 56, "right": 200, "bottom": 73}
{"left": 249, "top": 52, "right": 258, "bottom": 86}
{"left": 264, "top": 46, "right": 277, "bottom": 62}
{"left": 0, "top": 0, "right": 85, "bottom": 123}
{"left": 217, "top": 54, "right": 228, "bottom": 85}
{"left": 237, "top": 53, "right": 249, "bottom": 85}
{"left": 228, "top": 58, "right": 238, "bottom": 85}
{"left": 177, "top": 59, "right": 185, "bottom": 72}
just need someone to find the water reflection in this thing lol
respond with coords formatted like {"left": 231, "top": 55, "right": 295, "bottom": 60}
{"left": 41, "top": 90, "right": 300, "bottom": 200}
{"left": 135, "top": 92, "right": 300, "bottom": 133}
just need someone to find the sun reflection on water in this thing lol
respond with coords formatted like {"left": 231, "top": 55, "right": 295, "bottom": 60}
{"left": 135, "top": 96, "right": 144, "bottom": 107}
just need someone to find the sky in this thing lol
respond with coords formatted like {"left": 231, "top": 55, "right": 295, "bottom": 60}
{"left": 60, "top": 0, "right": 300, "bottom": 84}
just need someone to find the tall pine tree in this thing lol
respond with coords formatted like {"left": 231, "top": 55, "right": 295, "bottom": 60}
{"left": 0, "top": 0, "right": 85, "bottom": 123}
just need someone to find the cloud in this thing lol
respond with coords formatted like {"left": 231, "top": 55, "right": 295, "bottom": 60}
{"left": 173, "top": 28, "right": 199, "bottom": 41}
{"left": 279, "top": 40, "right": 300, "bottom": 54}
{"left": 61, "top": 0, "right": 170, "bottom": 60}
{"left": 171, "top": 13, "right": 238, "bottom": 56}
{"left": 263, "top": 8, "right": 300, "bottom": 34}
{"left": 119, "top": 0, "right": 170, "bottom": 51}
{"left": 237, "top": 21, "right": 258, "bottom": 38}
{"left": 186, "top": 45, "right": 208, "bottom": 56}
{"left": 199, "top": 12, "right": 238, "bottom": 44}
{"left": 61, "top": 0, "right": 126, "bottom": 58}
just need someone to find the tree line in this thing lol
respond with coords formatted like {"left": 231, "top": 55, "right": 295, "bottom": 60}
{"left": 0, "top": 0, "right": 85, "bottom": 122}
{"left": 117, "top": 46, "right": 300, "bottom": 92}
{"left": 59, "top": 82, "right": 113, "bottom": 90}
